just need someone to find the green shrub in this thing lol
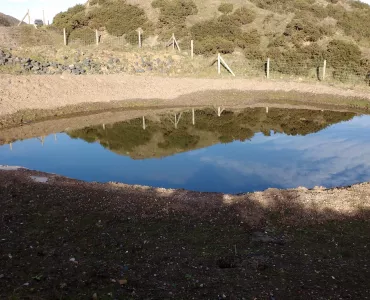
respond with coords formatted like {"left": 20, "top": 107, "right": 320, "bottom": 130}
{"left": 53, "top": 4, "right": 86, "bottom": 31}
{"left": 326, "top": 3, "right": 370, "bottom": 40}
{"left": 232, "top": 7, "right": 256, "bottom": 25}
{"left": 266, "top": 43, "right": 324, "bottom": 75}
{"left": 326, "top": 40, "right": 362, "bottom": 70}
{"left": 191, "top": 19, "right": 241, "bottom": 42}
{"left": 244, "top": 45, "right": 264, "bottom": 61}
{"left": 284, "top": 17, "right": 329, "bottom": 43}
{"left": 251, "top": 0, "right": 317, "bottom": 13}
{"left": 237, "top": 30, "right": 260, "bottom": 49}
{"left": 154, "top": 0, "right": 198, "bottom": 39}
{"left": 195, "top": 37, "right": 235, "bottom": 55}
{"left": 190, "top": 7, "right": 257, "bottom": 55}
{"left": 218, "top": 3, "right": 234, "bottom": 14}
{"left": 88, "top": 2, "right": 148, "bottom": 36}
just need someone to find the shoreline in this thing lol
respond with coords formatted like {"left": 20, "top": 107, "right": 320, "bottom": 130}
{"left": 1, "top": 165, "right": 370, "bottom": 222}
{"left": 0, "top": 88, "right": 369, "bottom": 130}
{"left": 1, "top": 74, "right": 370, "bottom": 120}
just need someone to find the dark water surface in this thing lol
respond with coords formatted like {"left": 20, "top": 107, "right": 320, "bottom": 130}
{"left": 1, "top": 107, "right": 369, "bottom": 193}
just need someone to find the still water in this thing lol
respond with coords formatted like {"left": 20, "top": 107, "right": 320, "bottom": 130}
{"left": 1, "top": 107, "right": 369, "bottom": 193}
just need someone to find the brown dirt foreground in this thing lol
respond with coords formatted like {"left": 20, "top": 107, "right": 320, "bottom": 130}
{"left": 1, "top": 167, "right": 370, "bottom": 299}
{"left": 1, "top": 74, "right": 370, "bottom": 118}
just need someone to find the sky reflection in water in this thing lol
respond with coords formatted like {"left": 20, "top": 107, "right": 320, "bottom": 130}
{"left": 0, "top": 108, "right": 369, "bottom": 193}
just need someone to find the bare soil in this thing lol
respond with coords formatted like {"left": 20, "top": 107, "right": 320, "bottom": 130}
{"left": 1, "top": 74, "right": 370, "bottom": 118}
{"left": 1, "top": 167, "right": 370, "bottom": 299}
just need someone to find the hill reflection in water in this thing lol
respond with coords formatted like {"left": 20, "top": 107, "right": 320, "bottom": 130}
{"left": 1, "top": 107, "right": 369, "bottom": 193}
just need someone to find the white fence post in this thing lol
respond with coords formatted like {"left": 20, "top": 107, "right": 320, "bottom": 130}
{"left": 219, "top": 54, "right": 235, "bottom": 76}
{"left": 191, "top": 40, "right": 194, "bottom": 59}
{"left": 323, "top": 59, "right": 327, "bottom": 81}
{"left": 63, "top": 28, "right": 67, "bottom": 46}
{"left": 217, "top": 53, "right": 221, "bottom": 75}
{"left": 266, "top": 58, "right": 270, "bottom": 79}
{"left": 95, "top": 29, "right": 99, "bottom": 46}
{"left": 137, "top": 28, "right": 143, "bottom": 48}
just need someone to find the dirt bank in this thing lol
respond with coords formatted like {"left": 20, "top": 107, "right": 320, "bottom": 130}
{"left": 1, "top": 74, "right": 370, "bottom": 118}
{"left": 1, "top": 167, "right": 370, "bottom": 299}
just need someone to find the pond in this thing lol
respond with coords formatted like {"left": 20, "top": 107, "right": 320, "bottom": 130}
{"left": 1, "top": 107, "right": 370, "bottom": 194}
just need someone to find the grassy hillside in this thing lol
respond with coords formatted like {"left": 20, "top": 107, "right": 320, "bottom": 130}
{"left": 52, "top": 0, "right": 370, "bottom": 75}
{"left": 0, "top": 12, "right": 21, "bottom": 26}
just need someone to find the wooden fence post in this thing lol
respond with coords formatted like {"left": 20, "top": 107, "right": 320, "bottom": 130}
{"left": 191, "top": 40, "right": 194, "bottom": 59}
{"left": 323, "top": 60, "right": 327, "bottom": 81}
{"left": 266, "top": 57, "right": 270, "bottom": 79}
{"left": 142, "top": 116, "right": 146, "bottom": 130}
{"left": 95, "top": 30, "right": 99, "bottom": 46}
{"left": 28, "top": 9, "right": 30, "bottom": 25}
{"left": 63, "top": 28, "right": 67, "bottom": 46}
{"left": 192, "top": 108, "right": 195, "bottom": 125}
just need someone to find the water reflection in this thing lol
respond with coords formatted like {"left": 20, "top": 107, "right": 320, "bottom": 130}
{"left": 67, "top": 107, "right": 355, "bottom": 159}
{"left": 1, "top": 107, "right": 369, "bottom": 194}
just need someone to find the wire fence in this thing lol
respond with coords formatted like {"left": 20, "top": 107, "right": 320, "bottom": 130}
{"left": 1, "top": 26, "right": 369, "bottom": 87}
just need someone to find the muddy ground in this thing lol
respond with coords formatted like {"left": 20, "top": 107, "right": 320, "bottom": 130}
{"left": 1, "top": 167, "right": 370, "bottom": 299}
{"left": 1, "top": 74, "right": 370, "bottom": 119}
{"left": 0, "top": 89, "right": 369, "bottom": 130}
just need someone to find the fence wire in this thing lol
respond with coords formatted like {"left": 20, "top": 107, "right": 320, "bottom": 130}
{"left": 1, "top": 27, "right": 369, "bottom": 87}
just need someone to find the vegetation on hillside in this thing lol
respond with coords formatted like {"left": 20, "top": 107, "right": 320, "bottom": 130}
{"left": 50, "top": 0, "right": 370, "bottom": 77}
{"left": 53, "top": 1, "right": 152, "bottom": 42}
{"left": 152, "top": 0, "right": 198, "bottom": 39}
